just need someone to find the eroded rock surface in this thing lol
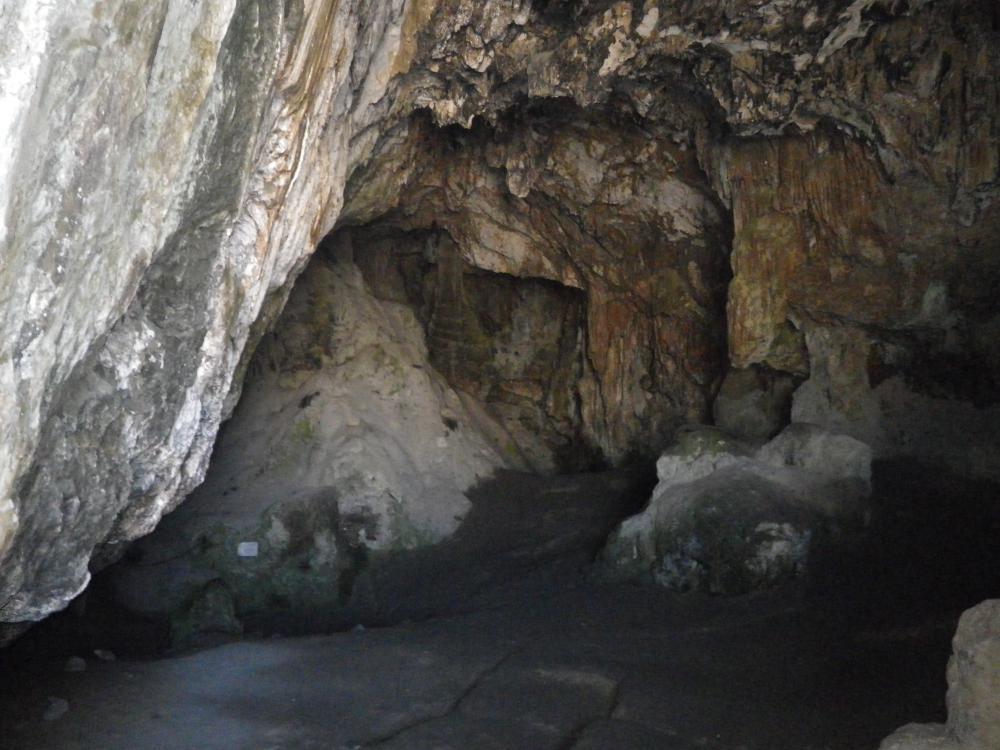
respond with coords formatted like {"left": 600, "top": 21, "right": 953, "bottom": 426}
{"left": 713, "top": 366, "right": 798, "bottom": 442}
{"left": 0, "top": 0, "right": 424, "bottom": 631}
{"left": 341, "top": 105, "right": 732, "bottom": 464}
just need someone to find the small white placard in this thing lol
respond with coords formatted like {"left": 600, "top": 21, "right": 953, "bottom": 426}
{"left": 237, "top": 541, "right": 259, "bottom": 558}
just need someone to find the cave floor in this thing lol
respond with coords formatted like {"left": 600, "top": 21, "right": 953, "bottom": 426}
{"left": 1, "top": 461, "right": 983, "bottom": 750}
{"left": 0, "top": 574, "right": 953, "bottom": 750}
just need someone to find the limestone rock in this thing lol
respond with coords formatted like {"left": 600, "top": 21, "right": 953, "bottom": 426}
{"left": 108, "top": 250, "right": 507, "bottom": 638}
{"left": 880, "top": 725, "right": 961, "bottom": 750}
{"left": 756, "top": 422, "right": 873, "bottom": 488}
{"left": 948, "top": 600, "right": 1000, "bottom": 748}
{"left": 63, "top": 657, "right": 86, "bottom": 673}
{"left": 713, "top": 367, "right": 796, "bottom": 442}
{"left": 353, "top": 227, "right": 595, "bottom": 472}
{"left": 41, "top": 698, "right": 69, "bottom": 723}
{"left": 880, "top": 599, "right": 1000, "bottom": 750}
{"left": 343, "top": 107, "right": 732, "bottom": 464}
{"left": 600, "top": 424, "right": 871, "bottom": 593}
{"left": 0, "top": 0, "right": 422, "bottom": 631}
{"left": 792, "top": 328, "right": 1000, "bottom": 482}
{"left": 1, "top": 0, "right": 998, "bottom": 635}
{"left": 722, "top": 121, "right": 1000, "bottom": 474}
{"left": 170, "top": 580, "right": 243, "bottom": 651}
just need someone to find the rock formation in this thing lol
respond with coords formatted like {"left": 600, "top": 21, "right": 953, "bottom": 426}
{"left": 108, "top": 244, "right": 509, "bottom": 642}
{"left": 1, "top": 0, "right": 416, "bottom": 632}
{"left": 1, "top": 0, "right": 998, "bottom": 664}
{"left": 881, "top": 600, "right": 1000, "bottom": 750}
{"left": 600, "top": 423, "right": 873, "bottom": 593}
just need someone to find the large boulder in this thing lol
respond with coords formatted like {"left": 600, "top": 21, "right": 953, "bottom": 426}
{"left": 600, "top": 424, "right": 872, "bottom": 593}
{"left": 881, "top": 599, "right": 1000, "bottom": 750}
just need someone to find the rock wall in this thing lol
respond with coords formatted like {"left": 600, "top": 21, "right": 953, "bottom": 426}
{"left": 342, "top": 106, "right": 732, "bottom": 465}
{"left": 352, "top": 226, "right": 595, "bottom": 471}
{"left": 2, "top": 0, "right": 998, "bottom": 637}
{"left": 109, "top": 246, "right": 508, "bottom": 642}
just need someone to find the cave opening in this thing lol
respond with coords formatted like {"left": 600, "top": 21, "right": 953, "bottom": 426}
{"left": 3, "top": 3, "right": 1000, "bottom": 747}
{"left": 6, "top": 104, "right": 1000, "bottom": 750}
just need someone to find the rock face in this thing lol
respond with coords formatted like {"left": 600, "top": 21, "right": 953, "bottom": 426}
{"left": 1, "top": 0, "right": 998, "bottom": 641}
{"left": 600, "top": 424, "right": 872, "bottom": 593}
{"left": 341, "top": 107, "right": 732, "bottom": 465}
{"left": 0, "top": 0, "right": 423, "bottom": 630}
{"left": 881, "top": 600, "right": 1000, "bottom": 750}
{"left": 109, "top": 245, "right": 507, "bottom": 638}
{"left": 726, "top": 125, "right": 1000, "bottom": 479}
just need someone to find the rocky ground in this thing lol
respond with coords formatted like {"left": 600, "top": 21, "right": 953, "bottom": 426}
{"left": 3, "top": 460, "right": 996, "bottom": 750}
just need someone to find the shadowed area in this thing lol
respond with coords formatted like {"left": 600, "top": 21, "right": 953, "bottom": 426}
{"left": 3, "top": 458, "right": 997, "bottom": 750}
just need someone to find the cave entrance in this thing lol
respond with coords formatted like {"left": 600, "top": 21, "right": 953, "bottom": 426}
{"left": 85, "top": 219, "right": 664, "bottom": 644}
{"left": 70, "top": 102, "right": 740, "bottom": 643}
{"left": 5, "top": 101, "right": 1000, "bottom": 750}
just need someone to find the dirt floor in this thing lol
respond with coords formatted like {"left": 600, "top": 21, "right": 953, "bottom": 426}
{"left": 2, "top": 459, "right": 996, "bottom": 750}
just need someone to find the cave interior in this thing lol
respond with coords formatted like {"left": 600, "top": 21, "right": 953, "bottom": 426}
{"left": 1, "top": 1, "right": 999, "bottom": 749}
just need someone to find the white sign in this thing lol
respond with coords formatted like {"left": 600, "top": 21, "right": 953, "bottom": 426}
{"left": 237, "top": 541, "right": 259, "bottom": 558}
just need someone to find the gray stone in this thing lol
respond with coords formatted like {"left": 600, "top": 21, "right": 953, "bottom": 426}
{"left": 169, "top": 580, "right": 243, "bottom": 650}
{"left": 791, "top": 328, "right": 1000, "bottom": 482}
{"left": 756, "top": 422, "right": 873, "bottom": 487}
{"left": 880, "top": 600, "right": 1000, "bottom": 750}
{"left": 63, "top": 657, "right": 86, "bottom": 673}
{"left": 713, "top": 367, "right": 796, "bottom": 442}
{"left": 880, "top": 725, "right": 961, "bottom": 750}
{"left": 601, "top": 424, "right": 871, "bottom": 593}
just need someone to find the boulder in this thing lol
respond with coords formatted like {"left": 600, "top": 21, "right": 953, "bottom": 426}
{"left": 713, "top": 367, "right": 797, "bottom": 443}
{"left": 757, "top": 422, "right": 873, "bottom": 488}
{"left": 881, "top": 599, "right": 1000, "bottom": 750}
{"left": 600, "top": 424, "right": 871, "bottom": 593}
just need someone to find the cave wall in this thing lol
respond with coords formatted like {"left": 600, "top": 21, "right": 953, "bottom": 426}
{"left": 352, "top": 227, "right": 594, "bottom": 471}
{"left": 0, "top": 0, "right": 417, "bottom": 629}
{"left": 1, "top": 0, "right": 998, "bottom": 634}
{"left": 342, "top": 106, "right": 732, "bottom": 466}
